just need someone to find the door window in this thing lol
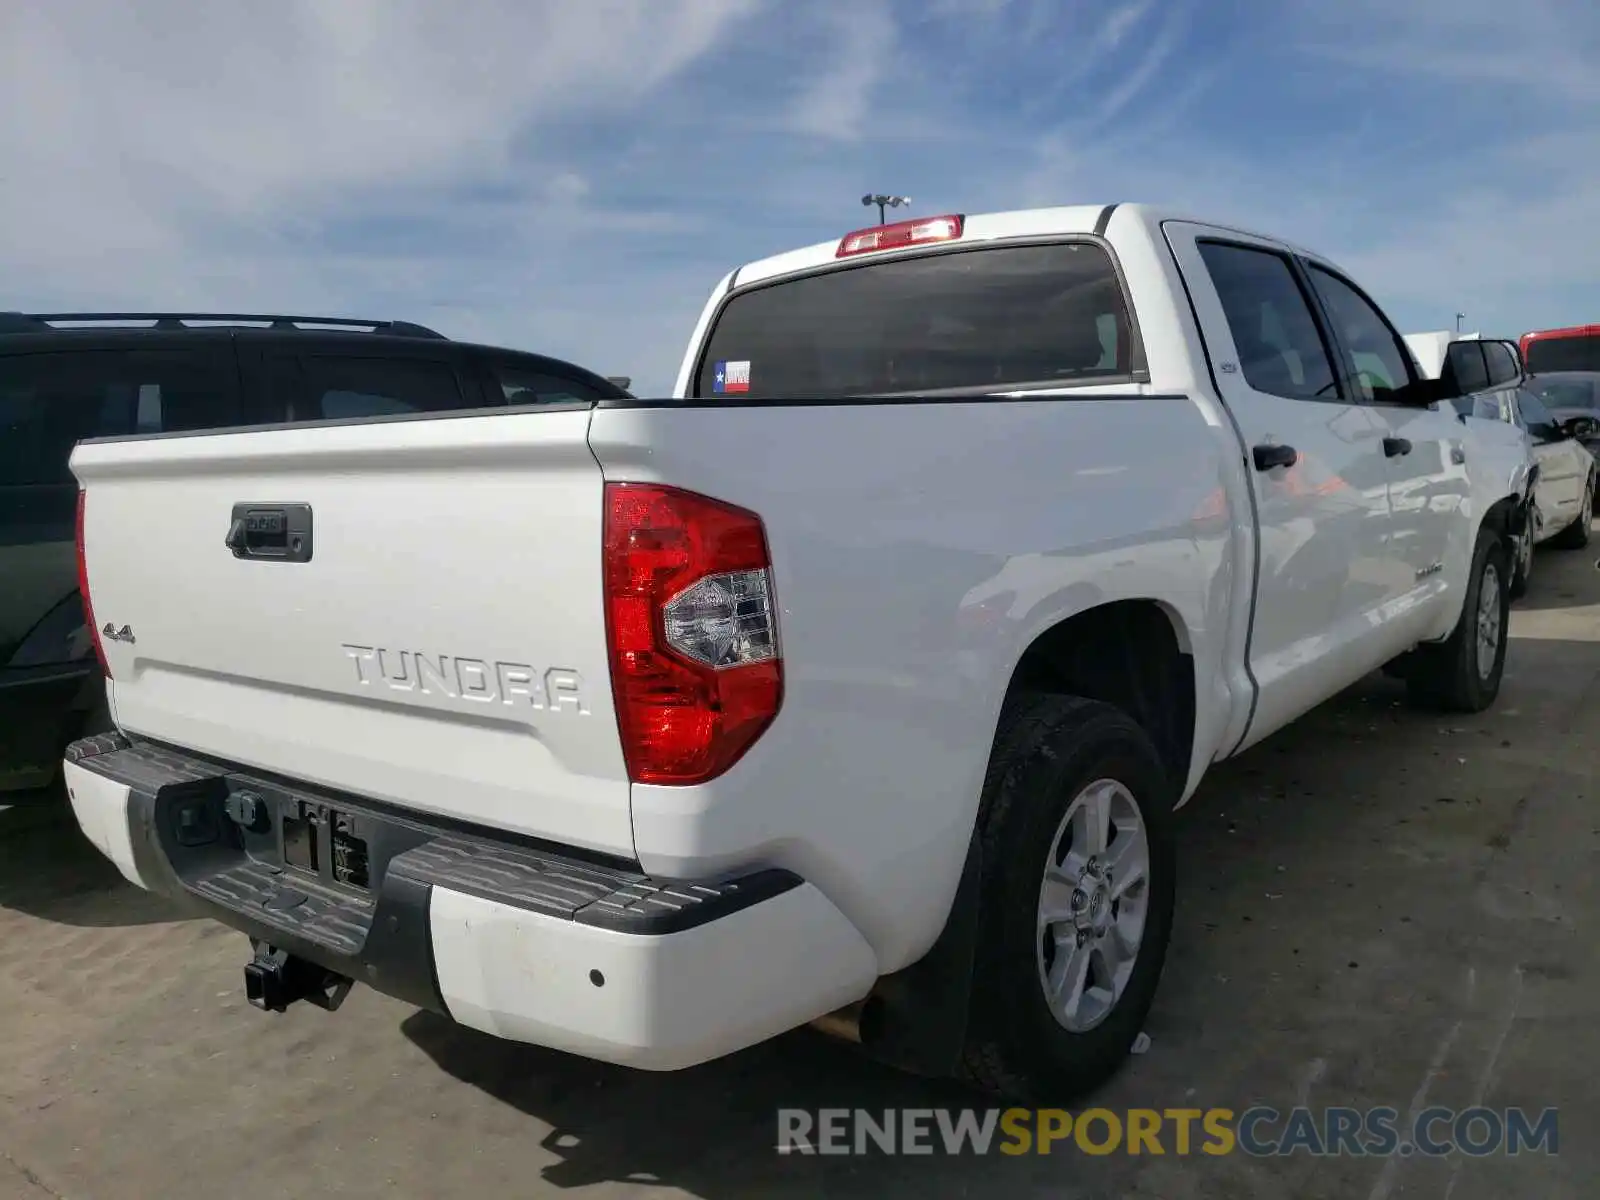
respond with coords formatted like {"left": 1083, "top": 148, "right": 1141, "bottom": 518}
{"left": 1305, "top": 266, "right": 1415, "bottom": 402}
{"left": 490, "top": 363, "right": 605, "bottom": 406}
{"left": 1196, "top": 242, "right": 1340, "bottom": 401}
{"left": 298, "top": 357, "right": 466, "bottom": 421}
{"left": 0, "top": 349, "right": 241, "bottom": 487}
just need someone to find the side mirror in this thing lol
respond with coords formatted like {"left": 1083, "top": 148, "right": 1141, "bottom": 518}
{"left": 1394, "top": 376, "right": 1455, "bottom": 406}
{"left": 1489, "top": 338, "right": 1527, "bottom": 387}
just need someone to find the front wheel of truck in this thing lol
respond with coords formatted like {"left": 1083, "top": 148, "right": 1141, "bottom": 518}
{"left": 961, "top": 694, "right": 1176, "bottom": 1102}
{"left": 1405, "top": 527, "right": 1510, "bottom": 713}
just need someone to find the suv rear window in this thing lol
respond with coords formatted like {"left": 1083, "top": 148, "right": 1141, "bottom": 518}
{"left": 694, "top": 242, "right": 1136, "bottom": 399}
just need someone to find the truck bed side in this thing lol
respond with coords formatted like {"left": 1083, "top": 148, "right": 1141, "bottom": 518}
{"left": 587, "top": 393, "right": 1240, "bottom": 970}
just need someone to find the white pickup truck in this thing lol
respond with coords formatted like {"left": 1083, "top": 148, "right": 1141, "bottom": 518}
{"left": 65, "top": 204, "right": 1525, "bottom": 1101}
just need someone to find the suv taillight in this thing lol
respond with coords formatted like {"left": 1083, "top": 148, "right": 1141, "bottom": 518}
{"left": 603, "top": 482, "right": 782, "bottom": 785}
{"left": 75, "top": 490, "right": 112, "bottom": 678}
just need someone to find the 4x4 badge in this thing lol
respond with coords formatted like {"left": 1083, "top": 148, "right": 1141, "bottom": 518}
{"left": 102, "top": 623, "right": 136, "bottom": 645}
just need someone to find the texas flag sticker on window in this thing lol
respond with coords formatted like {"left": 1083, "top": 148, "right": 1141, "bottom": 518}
{"left": 713, "top": 360, "right": 751, "bottom": 394}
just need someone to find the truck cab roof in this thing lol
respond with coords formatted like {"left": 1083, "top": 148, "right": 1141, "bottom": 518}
{"left": 725, "top": 203, "right": 1336, "bottom": 290}
{"left": 675, "top": 202, "right": 1348, "bottom": 401}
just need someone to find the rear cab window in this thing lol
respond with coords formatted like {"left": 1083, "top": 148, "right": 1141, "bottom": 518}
{"left": 693, "top": 241, "right": 1139, "bottom": 398}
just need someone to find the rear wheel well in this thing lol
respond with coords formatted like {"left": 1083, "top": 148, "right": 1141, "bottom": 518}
{"left": 1002, "top": 600, "right": 1196, "bottom": 792}
{"left": 845, "top": 600, "right": 1196, "bottom": 1081}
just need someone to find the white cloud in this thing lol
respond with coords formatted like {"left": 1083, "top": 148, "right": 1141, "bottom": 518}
{"left": 0, "top": 0, "right": 765, "bottom": 388}
{"left": 0, "top": 2, "right": 757, "bottom": 252}
{"left": 1083, "top": 3, "right": 1186, "bottom": 130}
{"left": 1095, "top": 1, "right": 1154, "bottom": 51}
{"left": 785, "top": 2, "right": 897, "bottom": 140}
{"left": 2, "top": 0, "right": 759, "bottom": 210}
{"left": 1249, "top": 0, "right": 1600, "bottom": 331}
{"left": 5, "top": 0, "right": 1600, "bottom": 391}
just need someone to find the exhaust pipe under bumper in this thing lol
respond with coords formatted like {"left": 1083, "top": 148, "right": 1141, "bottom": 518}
{"left": 809, "top": 998, "right": 872, "bottom": 1045}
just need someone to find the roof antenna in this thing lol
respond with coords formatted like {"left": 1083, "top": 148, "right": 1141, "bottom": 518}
{"left": 861, "top": 194, "right": 911, "bottom": 226}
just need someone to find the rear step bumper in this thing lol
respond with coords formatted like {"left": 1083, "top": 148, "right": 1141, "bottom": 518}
{"left": 62, "top": 733, "right": 878, "bottom": 1070}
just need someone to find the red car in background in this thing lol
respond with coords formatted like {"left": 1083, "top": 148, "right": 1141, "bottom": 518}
{"left": 1521, "top": 324, "right": 1600, "bottom": 373}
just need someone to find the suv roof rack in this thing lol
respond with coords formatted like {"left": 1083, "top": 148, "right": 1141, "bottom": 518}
{"left": 0, "top": 311, "right": 448, "bottom": 339}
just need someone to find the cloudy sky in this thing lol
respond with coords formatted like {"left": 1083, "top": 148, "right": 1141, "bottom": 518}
{"left": 3, "top": 0, "right": 1597, "bottom": 394}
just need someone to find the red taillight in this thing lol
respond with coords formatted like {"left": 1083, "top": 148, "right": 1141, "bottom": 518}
{"left": 75, "top": 490, "right": 111, "bottom": 678}
{"left": 836, "top": 213, "right": 964, "bottom": 258}
{"left": 603, "top": 482, "right": 782, "bottom": 785}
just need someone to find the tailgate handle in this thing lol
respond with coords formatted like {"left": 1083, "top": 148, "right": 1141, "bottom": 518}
{"left": 227, "top": 503, "right": 313, "bottom": 563}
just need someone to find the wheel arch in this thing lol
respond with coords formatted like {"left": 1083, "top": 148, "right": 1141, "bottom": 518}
{"left": 846, "top": 598, "right": 1197, "bottom": 1081}
{"left": 996, "top": 598, "right": 1198, "bottom": 794}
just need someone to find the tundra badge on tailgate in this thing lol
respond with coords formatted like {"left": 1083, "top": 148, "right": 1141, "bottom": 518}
{"left": 340, "top": 644, "right": 587, "bottom": 714}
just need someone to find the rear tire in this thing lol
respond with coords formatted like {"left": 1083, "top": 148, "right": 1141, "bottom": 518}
{"left": 1548, "top": 472, "right": 1594, "bottom": 549}
{"left": 1406, "top": 529, "right": 1510, "bottom": 713}
{"left": 960, "top": 694, "right": 1176, "bottom": 1102}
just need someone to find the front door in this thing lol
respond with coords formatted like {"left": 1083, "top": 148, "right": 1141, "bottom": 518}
{"left": 1302, "top": 262, "right": 1470, "bottom": 619}
{"left": 1164, "top": 223, "right": 1398, "bottom": 748}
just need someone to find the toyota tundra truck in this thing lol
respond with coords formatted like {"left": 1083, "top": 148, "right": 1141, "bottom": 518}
{"left": 63, "top": 204, "right": 1526, "bottom": 1101}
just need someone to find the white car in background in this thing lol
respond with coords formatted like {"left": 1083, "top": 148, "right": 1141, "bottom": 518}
{"left": 1440, "top": 338, "right": 1596, "bottom": 595}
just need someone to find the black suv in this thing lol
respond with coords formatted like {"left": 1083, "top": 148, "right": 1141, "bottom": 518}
{"left": 0, "top": 311, "right": 630, "bottom": 797}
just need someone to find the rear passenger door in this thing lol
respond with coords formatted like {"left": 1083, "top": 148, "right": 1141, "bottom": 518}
{"left": 1163, "top": 223, "right": 1398, "bottom": 744}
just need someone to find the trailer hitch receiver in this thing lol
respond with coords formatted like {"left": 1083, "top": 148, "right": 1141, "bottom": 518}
{"left": 244, "top": 945, "right": 355, "bottom": 1013}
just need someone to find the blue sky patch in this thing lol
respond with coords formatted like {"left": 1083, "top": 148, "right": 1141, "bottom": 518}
{"left": 4, "top": 0, "right": 1597, "bottom": 395}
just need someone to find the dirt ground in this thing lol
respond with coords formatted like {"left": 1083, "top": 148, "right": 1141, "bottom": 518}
{"left": 3, "top": 539, "right": 1597, "bottom": 1200}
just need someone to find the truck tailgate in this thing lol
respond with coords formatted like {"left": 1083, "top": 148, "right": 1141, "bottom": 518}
{"left": 69, "top": 410, "right": 634, "bottom": 857}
